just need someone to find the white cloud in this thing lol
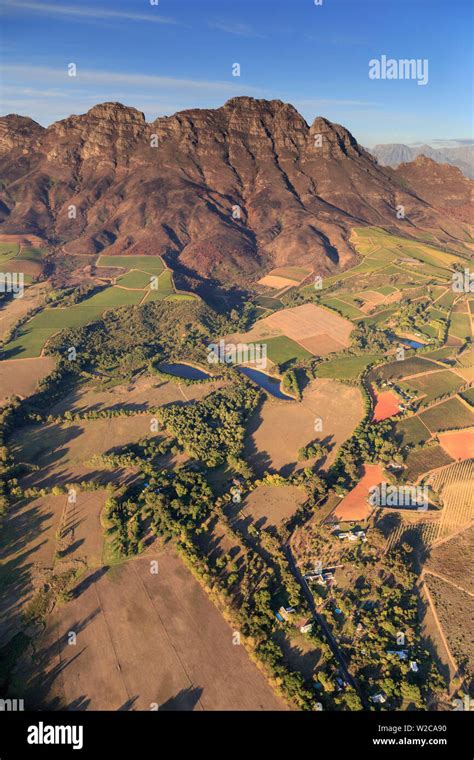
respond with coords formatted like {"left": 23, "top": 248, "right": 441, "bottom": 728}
{"left": 0, "top": 66, "right": 265, "bottom": 125}
{"left": 3, "top": 65, "right": 263, "bottom": 94}
{"left": 2, "top": 1, "right": 177, "bottom": 25}
{"left": 208, "top": 21, "right": 265, "bottom": 38}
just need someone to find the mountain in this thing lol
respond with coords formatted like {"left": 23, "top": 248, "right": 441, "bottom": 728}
{"left": 0, "top": 98, "right": 471, "bottom": 288}
{"left": 371, "top": 142, "right": 474, "bottom": 179}
{"left": 393, "top": 156, "right": 473, "bottom": 223}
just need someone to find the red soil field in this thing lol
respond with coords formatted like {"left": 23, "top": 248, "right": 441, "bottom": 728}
{"left": 333, "top": 463, "right": 385, "bottom": 522}
{"left": 438, "top": 428, "right": 474, "bottom": 460}
{"left": 372, "top": 388, "right": 401, "bottom": 422}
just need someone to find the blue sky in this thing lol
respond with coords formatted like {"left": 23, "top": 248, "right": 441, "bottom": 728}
{"left": 1, "top": 0, "right": 472, "bottom": 146}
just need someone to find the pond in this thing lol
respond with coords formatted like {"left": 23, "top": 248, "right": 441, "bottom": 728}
{"left": 237, "top": 366, "right": 294, "bottom": 400}
{"left": 157, "top": 362, "right": 211, "bottom": 381}
{"left": 399, "top": 338, "right": 426, "bottom": 349}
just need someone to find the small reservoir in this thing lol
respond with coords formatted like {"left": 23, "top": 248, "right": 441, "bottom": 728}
{"left": 157, "top": 362, "right": 211, "bottom": 381}
{"left": 237, "top": 366, "right": 294, "bottom": 400}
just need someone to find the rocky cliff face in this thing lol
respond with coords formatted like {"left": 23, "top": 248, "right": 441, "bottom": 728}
{"left": 393, "top": 156, "right": 474, "bottom": 223}
{"left": 0, "top": 98, "right": 471, "bottom": 286}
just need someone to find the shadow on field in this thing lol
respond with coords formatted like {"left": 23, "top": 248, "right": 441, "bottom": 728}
{"left": 195, "top": 514, "right": 244, "bottom": 569}
{"left": 0, "top": 499, "right": 55, "bottom": 647}
{"left": 243, "top": 401, "right": 272, "bottom": 476}
{"left": 26, "top": 643, "right": 92, "bottom": 710}
{"left": 158, "top": 686, "right": 203, "bottom": 711}
{"left": 59, "top": 538, "right": 85, "bottom": 558}
{"left": 118, "top": 696, "right": 139, "bottom": 711}
{"left": 274, "top": 629, "right": 322, "bottom": 679}
{"left": 11, "top": 422, "right": 84, "bottom": 469}
{"left": 1, "top": 343, "right": 25, "bottom": 360}
{"left": 71, "top": 567, "right": 109, "bottom": 600}
{"left": 23, "top": 605, "right": 103, "bottom": 709}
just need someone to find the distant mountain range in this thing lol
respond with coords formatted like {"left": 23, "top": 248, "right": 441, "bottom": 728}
{"left": 0, "top": 98, "right": 472, "bottom": 289}
{"left": 370, "top": 142, "right": 474, "bottom": 179}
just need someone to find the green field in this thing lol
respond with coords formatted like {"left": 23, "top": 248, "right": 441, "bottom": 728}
{"left": 401, "top": 244, "right": 462, "bottom": 271}
{"left": 164, "top": 293, "right": 198, "bottom": 302}
{"left": 435, "top": 289, "right": 458, "bottom": 310}
{"left": 457, "top": 346, "right": 474, "bottom": 367}
{"left": 375, "top": 285, "right": 397, "bottom": 296}
{"left": 399, "top": 370, "right": 465, "bottom": 407}
{"left": 271, "top": 266, "right": 311, "bottom": 281}
{"left": 317, "top": 353, "right": 380, "bottom": 380}
{"left": 367, "top": 251, "right": 398, "bottom": 265}
{"left": 155, "top": 269, "right": 174, "bottom": 294}
{"left": 353, "top": 227, "right": 468, "bottom": 272}
{"left": 428, "top": 308, "right": 446, "bottom": 323}
{"left": 348, "top": 231, "right": 473, "bottom": 312}
{"left": 460, "top": 388, "right": 474, "bottom": 406}
{"left": 379, "top": 265, "right": 429, "bottom": 283}
{"left": 143, "top": 289, "right": 169, "bottom": 302}
{"left": 2, "top": 286, "right": 144, "bottom": 359}
{"left": 317, "top": 258, "right": 390, "bottom": 289}
{"left": 69, "top": 286, "right": 144, "bottom": 313}
{"left": 2, "top": 326, "right": 60, "bottom": 359}
{"left": 248, "top": 335, "right": 312, "bottom": 365}
{"left": 422, "top": 347, "right": 458, "bottom": 363}
{"left": 393, "top": 415, "right": 432, "bottom": 447}
{"left": 416, "top": 322, "right": 441, "bottom": 340}
{"left": 116, "top": 270, "right": 154, "bottom": 289}
{"left": 337, "top": 293, "right": 367, "bottom": 308}
{"left": 398, "top": 260, "right": 451, "bottom": 282}
{"left": 254, "top": 295, "right": 282, "bottom": 310}
{"left": 97, "top": 255, "right": 165, "bottom": 274}
{"left": 448, "top": 310, "right": 472, "bottom": 341}
{"left": 356, "top": 307, "right": 397, "bottom": 327}
{"left": 320, "top": 297, "right": 364, "bottom": 320}
{"left": 418, "top": 396, "right": 474, "bottom": 432}
{"left": 0, "top": 242, "right": 19, "bottom": 262}
{"left": 20, "top": 247, "right": 47, "bottom": 261}
{"left": 142, "top": 269, "right": 175, "bottom": 300}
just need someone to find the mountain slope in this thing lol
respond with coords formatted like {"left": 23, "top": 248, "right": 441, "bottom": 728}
{"left": 0, "top": 98, "right": 471, "bottom": 287}
{"left": 371, "top": 142, "right": 474, "bottom": 179}
{"left": 393, "top": 156, "right": 473, "bottom": 223}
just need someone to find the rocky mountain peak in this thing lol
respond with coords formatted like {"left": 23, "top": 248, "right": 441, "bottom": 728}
{"left": 222, "top": 96, "right": 302, "bottom": 118}
{"left": 82, "top": 101, "right": 146, "bottom": 124}
{"left": 0, "top": 97, "right": 470, "bottom": 286}
{"left": 309, "top": 116, "right": 363, "bottom": 158}
{"left": 411, "top": 154, "right": 437, "bottom": 167}
{"left": 42, "top": 102, "right": 147, "bottom": 166}
{"left": 394, "top": 153, "right": 473, "bottom": 221}
{"left": 0, "top": 114, "right": 44, "bottom": 155}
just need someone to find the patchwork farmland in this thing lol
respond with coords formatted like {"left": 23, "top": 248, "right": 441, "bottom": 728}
{"left": 1, "top": 218, "right": 473, "bottom": 714}
{"left": 372, "top": 388, "right": 402, "bottom": 421}
{"left": 244, "top": 378, "right": 365, "bottom": 476}
{"left": 224, "top": 303, "right": 354, "bottom": 361}
{"left": 258, "top": 265, "right": 312, "bottom": 291}
{"left": 438, "top": 428, "right": 474, "bottom": 460}
{"left": 428, "top": 460, "right": 474, "bottom": 541}
{"left": 332, "top": 463, "right": 386, "bottom": 522}
{"left": 233, "top": 484, "right": 307, "bottom": 531}
{"left": 1, "top": 255, "right": 197, "bottom": 360}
